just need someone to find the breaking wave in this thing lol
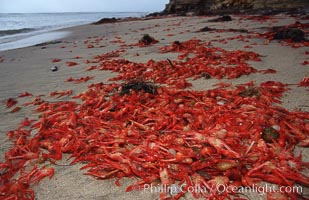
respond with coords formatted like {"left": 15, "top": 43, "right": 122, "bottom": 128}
{"left": 0, "top": 28, "right": 36, "bottom": 36}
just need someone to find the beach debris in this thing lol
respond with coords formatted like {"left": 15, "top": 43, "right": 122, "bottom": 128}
{"left": 200, "top": 72, "right": 212, "bottom": 79}
{"left": 208, "top": 15, "right": 232, "bottom": 22}
{"left": 52, "top": 58, "right": 61, "bottom": 63}
{"left": 86, "top": 50, "right": 124, "bottom": 63}
{"left": 299, "top": 77, "right": 309, "bottom": 87}
{"left": 136, "top": 34, "right": 159, "bottom": 46}
{"left": 92, "top": 39, "right": 266, "bottom": 89}
{"left": 197, "top": 27, "right": 248, "bottom": 33}
{"left": 0, "top": 165, "right": 54, "bottom": 200}
{"left": 111, "top": 35, "right": 125, "bottom": 45}
{"left": 171, "top": 40, "right": 182, "bottom": 48}
{"left": 93, "top": 17, "right": 118, "bottom": 25}
{"left": 239, "top": 87, "right": 260, "bottom": 97}
{"left": 198, "top": 26, "right": 213, "bottom": 32}
{"left": 243, "top": 15, "right": 277, "bottom": 22}
{"left": 218, "top": 28, "right": 249, "bottom": 33}
{"left": 1, "top": 17, "right": 309, "bottom": 200}
{"left": 259, "top": 69, "right": 277, "bottom": 74}
{"left": 17, "top": 117, "right": 34, "bottom": 129}
{"left": 66, "top": 76, "right": 93, "bottom": 83}
{"left": 66, "top": 61, "right": 78, "bottom": 67}
{"left": 273, "top": 27, "right": 305, "bottom": 42}
{"left": 22, "top": 96, "right": 44, "bottom": 107}
{"left": 9, "top": 106, "right": 21, "bottom": 113}
{"left": 213, "top": 82, "right": 232, "bottom": 88}
{"left": 86, "top": 65, "right": 97, "bottom": 71}
{"left": 261, "top": 127, "right": 280, "bottom": 143}
{"left": 239, "top": 86, "right": 260, "bottom": 97}
{"left": 83, "top": 37, "right": 103, "bottom": 49}
{"left": 4, "top": 98, "right": 17, "bottom": 108}
{"left": 119, "top": 80, "right": 157, "bottom": 96}
{"left": 50, "top": 90, "right": 73, "bottom": 98}
{"left": 18, "top": 92, "right": 33, "bottom": 98}
{"left": 257, "top": 22, "right": 309, "bottom": 47}
{"left": 1, "top": 80, "right": 308, "bottom": 199}
{"left": 167, "top": 58, "right": 175, "bottom": 68}
{"left": 50, "top": 66, "right": 58, "bottom": 72}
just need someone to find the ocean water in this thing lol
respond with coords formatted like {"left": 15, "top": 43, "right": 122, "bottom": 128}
{"left": 0, "top": 12, "right": 146, "bottom": 51}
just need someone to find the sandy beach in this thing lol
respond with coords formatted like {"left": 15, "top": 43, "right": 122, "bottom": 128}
{"left": 0, "top": 15, "right": 308, "bottom": 200}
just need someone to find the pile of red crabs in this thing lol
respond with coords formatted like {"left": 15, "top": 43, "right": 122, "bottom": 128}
{"left": 1, "top": 18, "right": 309, "bottom": 200}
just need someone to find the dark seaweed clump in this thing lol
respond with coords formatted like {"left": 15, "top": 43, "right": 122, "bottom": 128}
{"left": 273, "top": 27, "right": 305, "bottom": 42}
{"left": 199, "top": 26, "right": 213, "bottom": 32}
{"left": 119, "top": 80, "right": 158, "bottom": 96}
{"left": 139, "top": 34, "right": 158, "bottom": 45}
{"left": 197, "top": 27, "right": 248, "bottom": 33}
{"left": 201, "top": 72, "right": 212, "bottom": 79}
{"left": 262, "top": 127, "right": 280, "bottom": 143}
{"left": 208, "top": 15, "right": 232, "bottom": 22}
{"left": 239, "top": 86, "right": 260, "bottom": 97}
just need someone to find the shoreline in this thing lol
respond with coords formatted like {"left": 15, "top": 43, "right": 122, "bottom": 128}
{"left": 1, "top": 8, "right": 305, "bottom": 52}
{"left": 0, "top": 14, "right": 308, "bottom": 200}
{"left": 0, "top": 12, "right": 148, "bottom": 52}
{"left": 0, "top": 31, "right": 71, "bottom": 52}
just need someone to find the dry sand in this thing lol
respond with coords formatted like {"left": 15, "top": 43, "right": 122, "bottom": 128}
{"left": 0, "top": 15, "right": 308, "bottom": 200}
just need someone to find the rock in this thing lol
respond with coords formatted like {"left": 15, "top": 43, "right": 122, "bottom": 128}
{"left": 162, "top": 0, "right": 309, "bottom": 15}
{"left": 93, "top": 18, "right": 118, "bottom": 25}
{"left": 164, "top": 0, "right": 201, "bottom": 15}
{"left": 145, "top": 12, "right": 164, "bottom": 17}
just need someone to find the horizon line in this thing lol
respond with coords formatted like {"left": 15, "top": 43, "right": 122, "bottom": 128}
{"left": 0, "top": 11, "right": 156, "bottom": 14}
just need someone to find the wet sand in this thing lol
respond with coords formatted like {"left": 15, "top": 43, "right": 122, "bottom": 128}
{"left": 0, "top": 15, "right": 308, "bottom": 199}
